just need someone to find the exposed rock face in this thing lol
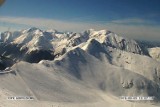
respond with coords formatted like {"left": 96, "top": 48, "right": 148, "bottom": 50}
{"left": 0, "top": 55, "right": 14, "bottom": 70}
{"left": 0, "top": 62, "right": 6, "bottom": 70}
{"left": 24, "top": 50, "right": 54, "bottom": 63}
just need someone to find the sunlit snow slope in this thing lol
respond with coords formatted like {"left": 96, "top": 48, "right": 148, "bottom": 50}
{"left": 0, "top": 28, "right": 160, "bottom": 107}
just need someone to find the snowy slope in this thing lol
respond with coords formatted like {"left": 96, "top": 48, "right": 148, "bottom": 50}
{"left": 0, "top": 31, "right": 22, "bottom": 43}
{"left": 148, "top": 47, "right": 160, "bottom": 62}
{"left": 0, "top": 46, "right": 159, "bottom": 106}
{"left": 13, "top": 28, "right": 54, "bottom": 52}
{"left": 1, "top": 28, "right": 143, "bottom": 56}
{"left": 66, "top": 29, "right": 143, "bottom": 54}
{"left": 0, "top": 28, "right": 160, "bottom": 107}
{"left": 82, "top": 39, "right": 160, "bottom": 82}
{"left": 1, "top": 46, "right": 158, "bottom": 106}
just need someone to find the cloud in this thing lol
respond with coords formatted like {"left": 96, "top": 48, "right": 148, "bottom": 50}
{"left": 110, "top": 18, "right": 155, "bottom": 25}
{"left": 0, "top": 16, "right": 100, "bottom": 32}
{"left": 0, "top": 16, "right": 160, "bottom": 41}
{"left": 106, "top": 23, "right": 160, "bottom": 41}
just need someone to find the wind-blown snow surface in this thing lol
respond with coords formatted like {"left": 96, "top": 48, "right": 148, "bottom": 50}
{"left": 148, "top": 47, "right": 160, "bottom": 62}
{"left": 0, "top": 28, "right": 160, "bottom": 107}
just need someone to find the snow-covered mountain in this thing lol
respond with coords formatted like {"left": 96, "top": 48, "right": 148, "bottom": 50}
{"left": 0, "top": 28, "right": 160, "bottom": 107}
{"left": 148, "top": 47, "right": 160, "bottom": 61}
{"left": 1, "top": 28, "right": 143, "bottom": 56}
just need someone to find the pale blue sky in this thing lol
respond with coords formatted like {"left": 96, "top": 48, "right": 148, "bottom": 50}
{"left": 0, "top": 0, "right": 160, "bottom": 41}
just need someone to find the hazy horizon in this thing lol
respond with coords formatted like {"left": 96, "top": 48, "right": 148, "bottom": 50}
{"left": 0, "top": 0, "right": 160, "bottom": 41}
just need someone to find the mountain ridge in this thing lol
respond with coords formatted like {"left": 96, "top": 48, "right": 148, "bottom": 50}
{"left": 0, "top": 28, "right": 160, "bottom": 107}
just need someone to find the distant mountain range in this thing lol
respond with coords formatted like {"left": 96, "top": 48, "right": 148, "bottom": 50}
{"left": 0, "top": 28, "right": 160, "bottom": 106}
{"left": 0, "top": 27, "right": 159, "bottom": 67}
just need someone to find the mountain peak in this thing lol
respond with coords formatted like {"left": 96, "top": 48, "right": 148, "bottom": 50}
{"left": 22, "top": 27, "right": 41, "bottom": 34}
